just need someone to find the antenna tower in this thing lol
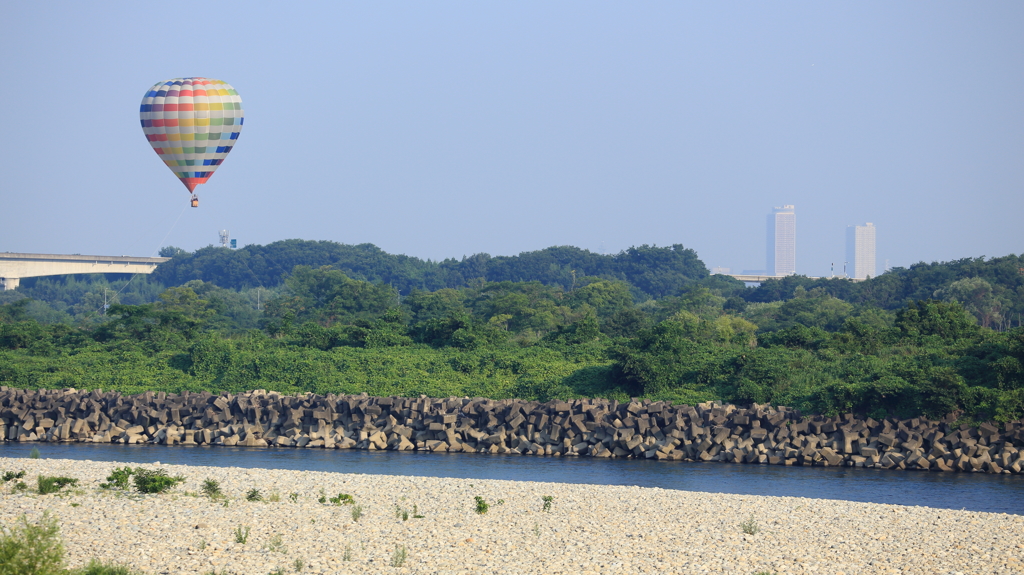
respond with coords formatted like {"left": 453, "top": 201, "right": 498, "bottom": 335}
{"left": 219, "top": 230, "right": 230, "bottom": 248}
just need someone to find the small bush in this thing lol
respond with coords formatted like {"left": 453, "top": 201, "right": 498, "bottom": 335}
{"left": 133, "top": 469, "right": 185, "bottom": 494}
{"left": 2, "top": 470, "right": 26, "bottom": 483}
{"left": 0, "top": 511, "right": 64, "bottom": 575}
{"left": 542, "top": 495, "right": 554, "bottom": 512}
{"left": 234, "top": 525, "right": 250, "bottom": 544}
{"left": 289, "top": 492, "right": 299, "bottom": 503}
{"left": 395, "top": 506, "right": 409, "bottom": 521}
{"left": 268, "top": 491, "right": 281, "bottom": 503}
{"left": 13, "top": 481, "right": 28, "bottom": 492}
{"left": 28, "top": 448, "right": 41, "bottom": 459}
{"left": 200, "top": 479, "right": 222, "bottom": 498}
{"left": 265, "top": 533, "right": 286, "bottom": 553}
{"left": 390, "top": 545, "right": 407, "bottom": 568}
{"left": 342, "top": 544, "right": 353, "bottom": 561}
{"left": 246, "top": 488, "right": 263, "bottom": 502}
{"left": 292, "top": 558, "right": 304, "bottom": 572}
{"left": 474, "top": 496, "right": 489, "bottom": 514}
{"left": 350, "top": 505, "right": 363, "bottom": 522}
{"left": 741, "top": 515, "right": 760, "bottom": 535}
{"left": 100, "top": 467, "right": 135, "bottom": 491}
{"left": 328, "top": 493, "right": 354, "bottom": 505}
{"left": 37, "top": 476, "right": 78, "bottom": 495}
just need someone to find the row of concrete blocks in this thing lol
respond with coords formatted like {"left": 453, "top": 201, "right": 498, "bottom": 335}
{"left": 1, "top": 387, "right": 1023, "bottom": 474}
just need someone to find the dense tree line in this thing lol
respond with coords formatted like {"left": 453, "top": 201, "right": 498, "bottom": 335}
{"left": 152, "top": 240, "right": 708, "bottom": 299}
{"left": 2, "top": 244, "right": 1023, "bottom": 424}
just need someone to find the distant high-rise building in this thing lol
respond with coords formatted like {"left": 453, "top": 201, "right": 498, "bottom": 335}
{"left": 766, "top": 205, "right": 796, "bottom": 276}
{"left": 846, "top": 222, "right": 876, "bottom": 279}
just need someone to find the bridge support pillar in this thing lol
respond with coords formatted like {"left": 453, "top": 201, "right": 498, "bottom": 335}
{"left": 0, "top": 277, "right": 20, "bottom": 291}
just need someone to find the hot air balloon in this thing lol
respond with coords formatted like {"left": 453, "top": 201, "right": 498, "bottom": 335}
{"left": 140, "top": 77, "right": 243, "bottom": 207}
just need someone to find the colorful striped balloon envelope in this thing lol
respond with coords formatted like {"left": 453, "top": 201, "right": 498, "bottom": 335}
{"left": 140, "top": 77, "right": 243, "bottom": 198}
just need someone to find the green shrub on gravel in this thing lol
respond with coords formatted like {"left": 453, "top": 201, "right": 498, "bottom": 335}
{"left": 328, "top": 493, "right": 354, "bottom": 506}
{"left": 200, "top": 479, "right": 222, "bottom": 498}
{"left": 390, "top": 545, "right": 407, "bottom": 568}
{"left": 132, "top": 469, "right": 185, "bottom": 494}
{"left": 246, "top": 488, "right": 263, "bottom": 502}
{"left": 0, "top": 512, "right": 64, "bottom": 575}
{"left": 99, "top": 467, "right": 135, "bottom": 490}
{"left": 0, "top": 511, "right": 142, "bottom": 575}
{"left": 474, "top": 496, "right": 489, "bottom": 514}
{"left": 741, "top": 515, "right": 761, "bottom": 535}
{"left": 3, "top": 470, "right": 26, "bottom": 482}
{"left": 37, "top": 476, "right": 78, "bottom": 495}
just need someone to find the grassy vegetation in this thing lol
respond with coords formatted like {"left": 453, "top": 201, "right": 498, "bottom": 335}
{"left": 2, "top": 248, "right": 1023, "bottom": 424}
{"left": 0, "top": 512, "right": 141, "bottom": 575}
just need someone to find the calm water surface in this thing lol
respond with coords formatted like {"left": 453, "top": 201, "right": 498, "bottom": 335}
{"left": 2, "top": 442, "right": 1021, "bottom": 515}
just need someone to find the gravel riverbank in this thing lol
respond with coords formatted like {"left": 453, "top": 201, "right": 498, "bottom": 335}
{"left": 1, "top": 456, "right": 1021, "bottom": 575}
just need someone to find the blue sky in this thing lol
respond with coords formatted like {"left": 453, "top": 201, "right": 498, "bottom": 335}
{"left": 1, "top": 2, "right": 1021, "bottom": 277}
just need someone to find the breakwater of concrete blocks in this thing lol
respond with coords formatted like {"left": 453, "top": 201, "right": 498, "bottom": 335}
{"left": 2, "top": 386, "right": 1023, "bottom": 474}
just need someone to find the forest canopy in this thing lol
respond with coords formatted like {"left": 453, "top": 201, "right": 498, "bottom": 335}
{"left": 2, "top": 241, "right": 1023, "bottom": 424}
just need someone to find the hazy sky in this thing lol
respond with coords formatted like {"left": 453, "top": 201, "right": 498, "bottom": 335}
{"left": 1, "top": 2, "right": 1021, "bottom": 277}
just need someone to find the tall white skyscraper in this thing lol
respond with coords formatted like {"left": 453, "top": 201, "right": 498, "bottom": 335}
{"left": 846, "top": 223, "right": 876, "bottom": 279}
{"left": 766, "top": 205, "right": 796, "bottom": 276}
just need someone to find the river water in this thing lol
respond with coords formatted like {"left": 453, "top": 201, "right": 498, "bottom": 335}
{"left": 2, "top": 442, "right": 1021, "bottom": 515}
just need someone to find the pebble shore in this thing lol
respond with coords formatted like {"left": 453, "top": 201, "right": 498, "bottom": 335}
{"left": 1, "top": 456, "right": 1022, "bottom": 575}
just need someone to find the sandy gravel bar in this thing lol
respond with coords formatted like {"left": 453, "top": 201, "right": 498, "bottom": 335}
{"left": 1, "top": 457, "right": 1022, "bottom": 575}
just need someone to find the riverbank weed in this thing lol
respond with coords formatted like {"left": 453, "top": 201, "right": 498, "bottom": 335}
{"left": 246, "top": 488, "right": 263, "bottom": 502}
{"left": 328, "top": 493, "right": 354, "bottom": 505}
{"left": 390, "top": 545, "right": 407, "bottom": 568}
{"left": 37, "top": 476, "right": 78, "bottom": 495}
{"left": 350, "top": 504, "right": 364, "bottom": 522}
{"left": 474, "top": 496, "right": 489, "bottom": 514}
{"left": 265, "top": 533, "right": 286, "bottom": 553}
{"left": 133, "top": 469, "right": 185, "bottom": 494}
{"left": 741, "top": 515, "right": 760, "bottom": 535}
{"left": 395, "top": 503, "right": 423, "bottom": 521}
{"left": 268, "top": 491, "right": 281, "bottom": 502}
{"left": 342, "top": 544, "right": 353, "bottom": 561}
{"left": 200, "top": 479, "right": 222, "bottom": 499}
{"left": 0, "top": 511, "right": 63, "bottom": 575}
{"left": 289, "top": 492, "right": 299, "bottom": 503}
{"left": 292, "top": 558, "right": 304, "bottom": 572}
{"left": 3, "top": 470, "right": 26, "bottom": 482}
{"left": 29, "top": 448, "right": 40, "bottom": 459}
{"left": 234, "top": 525, "right": 250, "bottom": 544}
{"left": 542, "top": 495, "right": 553, "bottom": 512}
{"left": 100, "top": 467, "right": 134, "bottom": 491}
{"left": 395, "top": 505, "right": 409, "bottom": 521}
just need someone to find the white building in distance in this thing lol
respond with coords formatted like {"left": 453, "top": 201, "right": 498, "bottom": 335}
{"left": 767, "top": 205, "right": 796, "bottom": 276}
{"left": 846, "top": 222, "right": 876, "bottom": 279}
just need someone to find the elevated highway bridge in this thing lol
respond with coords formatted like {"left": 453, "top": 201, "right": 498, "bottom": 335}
{"left": 0, "top": 253, "right": 170, "bottom": 290}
